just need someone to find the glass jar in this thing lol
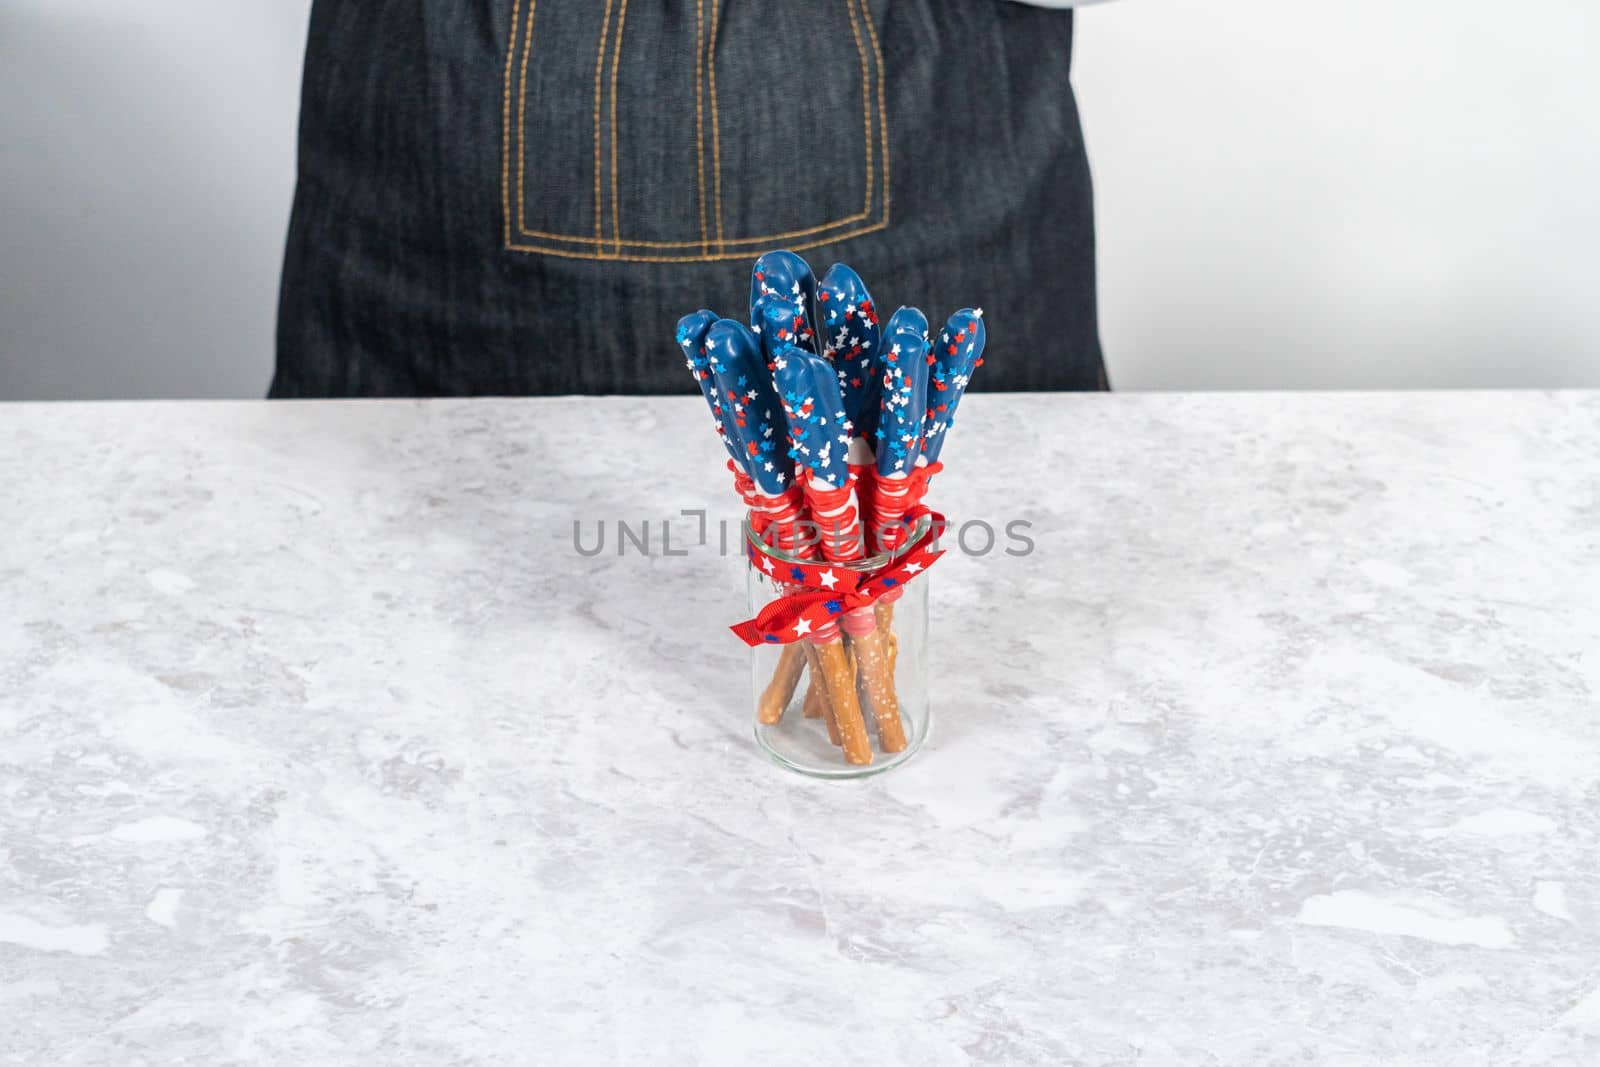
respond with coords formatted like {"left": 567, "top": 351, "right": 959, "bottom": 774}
{"left": 745, "top": 517, "right": 931, "bottom": 778}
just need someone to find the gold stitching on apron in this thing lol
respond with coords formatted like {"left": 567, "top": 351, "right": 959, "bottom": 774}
{"left": 694, "top": 0, "right": 708, "bottom": 255}
{"left": 506, "top": 221, "right": 890, "bottom": 263}
{"left": 500, "top": 0, "right": 524, "bottom": 247}
{"left": 844, "top": 0, "right": 871, "bottom": 217}
{"left": 516, "top": 0, "right": 538, "bottom": 248}
{"left": 610, "top": 0, "right": 629, "bottom": 256}
{"left": 708, "top": 0, "right": 724, "bottom": 251}
{"left": 521, "top": 214, "right": 881, "bottom": 249}
{"left": 859, "top": 0, "right": 891, "bottom": 225}
{"left": 593, "top": 0, "right": 614, "bottom": 253}
{"left": 503, "top": 0, "right": 890, "bottom": 260}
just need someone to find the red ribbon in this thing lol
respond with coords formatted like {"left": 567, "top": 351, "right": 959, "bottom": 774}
{"left": 730, "top": 509, "right": 947, "bottom": 647}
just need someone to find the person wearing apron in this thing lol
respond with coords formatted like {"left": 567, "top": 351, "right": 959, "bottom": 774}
{"left": 272, "top": 1, "right": 1106, "bottom": 396}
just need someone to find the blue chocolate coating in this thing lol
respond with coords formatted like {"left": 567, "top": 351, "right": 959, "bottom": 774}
{"left": 704, "top": 318, "right": 793, "bottom": 494}
{"left": 816, "top": 262, "right": 881, "bottom": 442}
{"left": 772, "top": 340, "right": 852, "bottom": 486}
{"left": 752, "top": 294, "right": 809, "bottom": 371}
{"left": 921, "top": 309, "right": 987, "bottom": 465}
{"left": 676, "top": 309, "right": 742, "bottom": 464}
{"left": 875, "top": 306, "right": 931, "bottom": 476}
{"left": 750, "top": 251, "right": 816, "bottom": 354}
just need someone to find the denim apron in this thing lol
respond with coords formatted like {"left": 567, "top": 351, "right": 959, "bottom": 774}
{"left": 273, "top": 1, "right": 1105, "bottom": 396}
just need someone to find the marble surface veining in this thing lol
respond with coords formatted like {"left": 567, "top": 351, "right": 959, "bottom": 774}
{"left": 2, "top": 392, "right": 1599, "bottom": 1066}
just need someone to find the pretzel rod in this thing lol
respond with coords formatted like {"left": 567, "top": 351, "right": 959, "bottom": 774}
{"left": 769, "top": 316, "right": 908, "bottom": 755}
{"left": 804, "top": 475, "right": 907, "bottom": 751}
{"left": 871, "top": 472, "right": 915, "bottom": 552}
{"left": 867, "top": 307, "right": 931, "bottom": 555}
{"left": 758, "top": 643, "right": 806, "bottom": 725}
{"left": 863, "top": 602, "right": 898, "bottom": 711}
{"left": 842, "top": 610, "right": 907, "bottom": 752}
{"left": 831, "top": 648, "right": 850, "bottom": 746}
{"left": 784, "top": 605, "right": 870, "bottom": 761}
{"left": 745, "top": 480, "right": 848, "bottom": 743}
{"left": 854, "top": 307, "right": 982, "bottom": 735}
{"left": 746, "top": 482, "right": 832, "bottom": 726}
{"left": 819, "top": 262, "right": 883, "bottom": 470}
{"left": 920, "top": 309, "right": 987, "bottom": 467}
{"left": 849, "top": 463, "right": 878, "bottom": 546}
{"left": 801, "top": 657, "right": 843, "bottom": 747}
{"left": 749, "top": 483, "right": 872, "bottom": 764}
{"left": 801, "top": 672, "right": 825, "bottom": 719}
{"left": 811, "top": 636, "right": 871, "bottom": 764}
{"left": 688, "top": 311, "right": 866, "bottom": 757}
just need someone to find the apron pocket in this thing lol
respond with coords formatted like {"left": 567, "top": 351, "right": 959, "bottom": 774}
{"left": 501, "top": 0, "right": 890, "bottom": 262}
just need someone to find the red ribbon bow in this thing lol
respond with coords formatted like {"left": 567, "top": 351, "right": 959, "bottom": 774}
{"left": 730, "top": 509, "right": 946, "bottom": 647}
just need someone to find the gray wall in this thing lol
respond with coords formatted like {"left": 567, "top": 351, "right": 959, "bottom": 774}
{"left": 1075, "top": 0, "right": 1600, "bottom": 390}
{"left": 2, "top": 0, "right": 1597, "bottom": 400}
{"left": 0, "top": 0, "right": 309, "bottom": 400}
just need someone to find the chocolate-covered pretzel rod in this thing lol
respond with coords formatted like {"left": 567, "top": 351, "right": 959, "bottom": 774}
{"left": 707, "top": 317, "right": 873, "bottom": 765}
{"left": 681, "top": 310, "right": 811, "bottom": 725}
{"left": 921, "top": 308, "right": 987, "bottom": 468}
{"left": 817, "top": 263, "right": 882, "bottom": 451}
{"left": 751, "top": 260, "right": 848, "bottom": 741}
{"left": 869, "top": 306, "right": 932, "bottom": 553}
{"left": 679, "top": 310, "right": 770, "bottom": 514}
{"left": 818, "top": 262, "right": 884, "bottom": 535}
{"left": 752, "top": 263, "right": 858, "bottom": 748}
{"left": 751, "top": 251, "right": 818, "bottom": 355}
{"left": 768, "top": 310, "right": 907, "bottom": 753}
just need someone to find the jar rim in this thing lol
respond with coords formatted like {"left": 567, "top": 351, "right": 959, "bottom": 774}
{"left": 742, "top": 514, "right": 931, "bottom": 572}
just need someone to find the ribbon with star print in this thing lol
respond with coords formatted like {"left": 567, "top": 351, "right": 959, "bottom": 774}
{"left": 730, "top": 509, "right": 947, "bottom": 647}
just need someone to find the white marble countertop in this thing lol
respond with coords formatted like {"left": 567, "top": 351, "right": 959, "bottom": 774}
{"left": 2, "top": 392, "right": 1598, "bottom": 1065}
